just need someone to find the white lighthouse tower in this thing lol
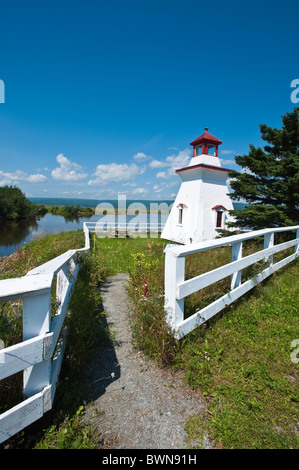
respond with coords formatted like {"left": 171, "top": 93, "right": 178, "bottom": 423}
{"left": 162, "top": 128, "right": 235, "bottom": 244}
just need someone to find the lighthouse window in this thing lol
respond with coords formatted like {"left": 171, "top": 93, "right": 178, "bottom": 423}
{"left": 195, "top": 145, "right": 203, "bottom": 156}
{"left": 178, "top": 207, "right": 183, "bottom": 224}
{"left": 216, "top": 211, "right": 223, "bottom": 228}
{"left": 207, "top": 144, "right": 215, "bottom": 156}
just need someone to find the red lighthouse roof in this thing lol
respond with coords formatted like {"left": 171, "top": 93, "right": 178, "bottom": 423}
{"left": 190, "top": 128, "right": 222, "bottom": 147}
{"left": 190, "top": 128, "right": 222, "bottom": 158}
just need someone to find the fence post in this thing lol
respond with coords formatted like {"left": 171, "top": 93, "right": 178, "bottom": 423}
{"left": 56, "top": 262, "right": 71, "bottom": 305}
{"left": 23, "top": 289, "right": 52, "bottom": 398}
{"left": 264, "top": 231, "right": 274, "bottom": 266}
{"left": 231, "top": 241, "right": 243, "bottom": 289}
{"left": 295, "top": 229, "right": 299, "bottom": 254}
{"left": 164, "top": 247, "right": 185, "bottom": 333}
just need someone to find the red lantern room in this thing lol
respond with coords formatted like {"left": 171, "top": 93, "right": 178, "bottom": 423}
{"left": 190, "top": 128, "right": 222, "bottom": 158}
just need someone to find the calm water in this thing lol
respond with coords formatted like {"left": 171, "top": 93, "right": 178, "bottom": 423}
{"left": 0, "top": 213, "right": 102, "bottom": 257}
{"left": 0, "top": 212, "right": 165, "bottom": 257}
{"left": 0, "top": 199, "right": 245, "bottom": 257}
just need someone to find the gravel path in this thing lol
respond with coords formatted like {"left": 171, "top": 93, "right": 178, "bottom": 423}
{"left": 83, "top": 273, "right": 212, "bottom": 449}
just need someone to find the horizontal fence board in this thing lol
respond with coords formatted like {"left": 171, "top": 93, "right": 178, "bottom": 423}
{"left": 27, "top": 250, "right": 77, "bottom": 276}
{"left": 176, "top": 238, "right": 298, "bottom": 300}
{"left": 0, "top": 273, "right": 53, "bottom": 302}
{"left": 0, "top": 335, "right": 46, "bottom": 380}
{"left": 0, "top": 387, "right": 50, "bottom": 444}
{"left": 166, "top": 225, "right": 299, "bottom": 258}
{"left": 175, "top": 251, "right": 298, "bottom": 339}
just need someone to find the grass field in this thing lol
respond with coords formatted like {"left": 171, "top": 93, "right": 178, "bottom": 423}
{"left": 1, "top": 231, "right": 298, "bottom": 448}
{"left": 112, "top": 234, "right": 299, "bottom": 449}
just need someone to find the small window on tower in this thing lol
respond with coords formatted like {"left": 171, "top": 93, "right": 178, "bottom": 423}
{"left": 177, "top": 203, "right": 187, "bottom": 225}
{"left": 178, "top": 207, "right": 183, "bottom": 224}
{"left": 216, "top": 211, "right": 223, "bottom": 228}
{"left": 207, "top": 144, "right": 215, "bottom": 156}
{"left": 195, "top": 145, "right": 203, "bottom": 156}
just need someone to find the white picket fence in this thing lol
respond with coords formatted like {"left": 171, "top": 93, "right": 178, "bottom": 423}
{"left": 0, "top": 223, "right": 90, "bottom": 444}
{"left": 1, "top": 222, "right": 299, "bottom": 443}
{"left": 164, "top": 226, "right": 299, "bottom": 339}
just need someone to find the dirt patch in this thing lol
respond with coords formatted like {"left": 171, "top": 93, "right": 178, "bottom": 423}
{"left": 83, "top": 273, "right": 212, "bottom": 449}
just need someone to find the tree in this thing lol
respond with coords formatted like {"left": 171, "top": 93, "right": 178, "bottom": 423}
{"left": 0, "top": 185, "right": 47, "bottom": 220}
{"left": 228, "top": 107, "right": 299, "bottom": 229}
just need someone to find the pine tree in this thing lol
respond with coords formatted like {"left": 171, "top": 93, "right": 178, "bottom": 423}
{"left": 228, "top": 107, "right": 299, "bottom": 229}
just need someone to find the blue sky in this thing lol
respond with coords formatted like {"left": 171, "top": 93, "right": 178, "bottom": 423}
{"left": 0, "top": 0, "right": 298, "bottom": 200}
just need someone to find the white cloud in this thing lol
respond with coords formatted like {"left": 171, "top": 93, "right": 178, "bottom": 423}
{"left": 0, "top": 170, "right": 47, "bottom": 186}
{"left": 26, "top": 174, "right": 47, "bottom": 183}
{"left": 149, "top": 159, "right": 167, "bottom": 169}
{"left": 220, "top": 149, "right": 235, "bottom": 155}
{"left": 165, "top": 149, "right": 191, "bottom": 175}
{"left": 220, "top": 159, "right": 235, "bottom": 166}
{"left": 51, "top": 154, "right": 87, "bottom": 181}
{"left": 153, "top": 184, "right": 164, "bottom": 193}
{"left": 152, "top": 148, "right": 191, "bottom": 180}
{"left": 95, "top": 188, "right": 117, "bottom": 197}
{"left": 132, "top": 187, "right": 148, "bottom": 196}
{"left": 122, "top": 182, "right": 137, "bottom": 187}
{"left": 156, "top": 171, "right": 167, "bottom": 179}
{"left": 133, "top": 152, "right": 149, "bottom": 161}
{"left": 88, "top": 162, "right": 145, "bottom": 185}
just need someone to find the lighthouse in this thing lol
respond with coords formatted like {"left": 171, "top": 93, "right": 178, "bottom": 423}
{"left": 161, "top": 128, "right": 235, "bottom": 244}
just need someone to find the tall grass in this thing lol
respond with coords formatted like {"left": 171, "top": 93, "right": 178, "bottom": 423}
{"left": 0, "top": 231, "right": 107, "bottom": 448}
{"left": 125, "top": 236, "right": 299, "bottom": 449}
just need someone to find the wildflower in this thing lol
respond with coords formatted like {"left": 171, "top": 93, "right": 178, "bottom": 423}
{"left": 141, "top": 275, "right": 149, "bottom": 297}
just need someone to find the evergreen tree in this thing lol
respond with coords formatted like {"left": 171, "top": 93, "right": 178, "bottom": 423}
{"left": 0, "top": 185, "right": 47, "bottom": 220}
{"left": 228, "top": 108, "right": 299, "bottom": 229}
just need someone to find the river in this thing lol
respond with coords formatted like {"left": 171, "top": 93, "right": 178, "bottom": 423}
{"left": 0, "top": 211, "right": 165, "bottom": 257}
{"left": 0, "top": 199, "right": 245, "bottom": 258}
{"left": 0, "top": 213, "right": 102, "bottom": 257}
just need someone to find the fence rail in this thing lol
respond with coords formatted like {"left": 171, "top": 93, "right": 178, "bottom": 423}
{"left": 164, "top": 226, "right": 299, "bottom": 339}
{"left": 0, "top": 223, "right": 90, "bottom": 444}
{"left": 85, "top": 221, "right": 164, "bottom": 236}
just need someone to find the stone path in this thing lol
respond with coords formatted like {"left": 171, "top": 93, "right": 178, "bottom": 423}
{"left": 83, "top": 273, "right": 211, "bottom": 449}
